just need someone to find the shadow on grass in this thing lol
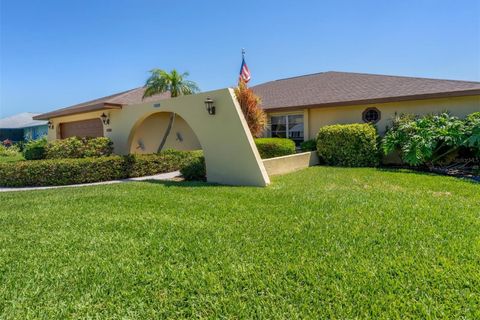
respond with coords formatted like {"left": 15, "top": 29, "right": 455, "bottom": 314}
{"left": 138, "top": 179, "right": 211, "bottom": 188}
{"left": 140, "top": 177, "right": 271, "bottom": 188}
{"left": 139, "top": 179, "right": 253, "bottom": 188}
{"left": 140, "top": 166, "right": 479, "bottom": 188}
{"left": 376, "top": 166, "right": 480, "bottom": 184}
{"left": 376, "top": 166, "right": 438, "bottom": 176}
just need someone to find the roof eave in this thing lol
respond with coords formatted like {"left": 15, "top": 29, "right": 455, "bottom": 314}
{"left": 263, "top": 89, "right": 480, "bottom": 112}
{"left": 33, "top": 103, "right": 123, "bottom": 120}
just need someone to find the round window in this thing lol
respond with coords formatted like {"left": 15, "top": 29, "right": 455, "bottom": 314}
{"left": 362, "top": 107, "right": 381, "bottom": 123}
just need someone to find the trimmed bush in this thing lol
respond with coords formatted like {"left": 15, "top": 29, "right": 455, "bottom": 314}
{"left": 128, "top": 150, "right": 202, "bottom": 177}
{"left": 0, "top": 145, "right": 20, "bottom": 157}
{"left": 300, "top": 139, "right": 317, "bottom": 152}
{"left": 0, "top": 150, "right": 200, "bottom": 187}
{"left": 83, "top": 137, "right": 114, "bottom": 157}
{"left": 317, "top": 124, "right": 379, "bottom": 167}
{"left": 23, "top": 138, "right": 47, "bottom": 160}
{"left": 180, "top": 154, "right": 206, "bottom": 181}
{"left": 255, "top": 138, "right": 296, "bottom": 159}
{"left": 45, "top": 137, "right": 113, "bottom": 159}
{"left": 0, "top": 157, "right": 125, "bottom": 187}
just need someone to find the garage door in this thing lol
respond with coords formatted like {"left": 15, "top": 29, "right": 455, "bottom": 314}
{"left": 60, "top": 118, "right": 103, "bottom": 139}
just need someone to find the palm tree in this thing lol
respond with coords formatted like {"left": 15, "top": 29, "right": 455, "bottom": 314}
{"left": 143, "top": 69, "right": 200, "bottom": 152}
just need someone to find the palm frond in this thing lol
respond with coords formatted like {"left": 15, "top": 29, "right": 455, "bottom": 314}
{"left": 143, "top": 68, "right": 200, "bottom": 99}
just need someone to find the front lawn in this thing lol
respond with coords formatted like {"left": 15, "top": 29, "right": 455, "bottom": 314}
{"left": 0, "top": 167, "right": 479, "bottom": 318}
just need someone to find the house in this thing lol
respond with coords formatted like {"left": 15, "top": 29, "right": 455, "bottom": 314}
{"left": 33, "top": 88, "right": 202, "bottom": 154}
{"left": 0, "top": 112, "right": 48, "bottom": 142}
{"left": 253, "top": 72, "right": 480, "bottom": 145}
{"left": 34, "top": 71, "right": 480, "bottom": 153}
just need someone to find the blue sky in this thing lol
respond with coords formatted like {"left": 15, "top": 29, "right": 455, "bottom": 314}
{"left": 1, "top": 0, "right": 479, "bottom": 117}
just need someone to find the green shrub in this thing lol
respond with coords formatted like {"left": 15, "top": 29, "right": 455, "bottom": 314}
{"left": 0, "top": 150, "right": 200, "bottom": 187}
{"left": 0, "top": 145, "right": 20, "bottom": 157}
{"left": 254, "top": 138, "right": 296, "bottom": 159}
{"left": 83, "top": 137, "right": 114, "bottom": 157}
{"left": 128, "top": 150, "right": 201, "bottom": 177}
{"left": 383, "top": 112, "right": 480, "bottom": 166}
{"left": 45, "top": 137, "right": 113, "bottom": 159}
{"left": 14, "top": 141, "right": 25, "bottom": 152}
{"left": 300, "top": 139, "right": 317, "bottom": 152}
{"left": 464, "top": 112, "right": 480, "bottom": 155}
{"left": 180, "top": 154, "right": 206, "bottom": 181}
{"left": 23, "top": 138, "right": 47, "bottom": 160}
{"left": 317, "top": 124, "right": 379, "bottom": 167}
{"left": 0, "top": 157, "right": 125, "bottom": 187}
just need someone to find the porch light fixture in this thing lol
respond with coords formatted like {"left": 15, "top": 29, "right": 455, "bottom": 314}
{"left": 101, "top": 112, "right": 110, "bottom": 125}
{"left": 204, "top": 97, "right": 215, "bottom": 115}
{"left": 47, "top": 121, "right": 54, "bottom": 129}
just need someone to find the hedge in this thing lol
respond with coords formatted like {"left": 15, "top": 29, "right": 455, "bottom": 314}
{"left": 0, "top": 150, "right": 199, "bottom": 187}
{"left": 22, "top": 137, "right": 114, "bottom": 161}
{"left": 45, "top": 137, "right": 113, "bottom": 159}
{"left": 254, "top": 138, "right": 296, "bottom": 159}
{"left": 316, "top": 123, "right": 379, "bottom": 167}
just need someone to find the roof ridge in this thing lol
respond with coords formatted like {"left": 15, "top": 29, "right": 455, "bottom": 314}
{"left": 97, "top": 87, "right": 144, "bottom": 103}
{"left": 325, "top": 71, "right": 480, "bottom": 84}
{"left": 271, "top": 71, "right": 329, "bottom": 82}
{"left": 255, "top": 71, "right": 480, "bottom": 85}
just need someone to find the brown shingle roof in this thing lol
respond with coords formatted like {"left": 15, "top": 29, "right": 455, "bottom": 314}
{"left": 34, "top": 71, "right": 480, "bottom": 120}
{"left": 252, "top": 71, "right": 480, "bottom": 111}
{"left": 33, "top": 87, "right": 170, "bottom": 120}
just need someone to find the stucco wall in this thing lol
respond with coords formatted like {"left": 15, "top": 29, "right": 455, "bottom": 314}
{"left": 306, "top": 95, "right": 480, "bottom": 138}
{"left": 129, "top": 113, "right": 201, "bottom": 153}
{"left": 47, "top": 89, "right": 270, "bottom": 186}
{"left": 46, "top": 109, "right": 202, "bottom": 154}
{"left": 263, "top": 151, "right": 319, "bottom": 176}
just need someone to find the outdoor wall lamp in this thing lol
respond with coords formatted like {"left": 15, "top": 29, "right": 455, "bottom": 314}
{"left": 47, "top": 121, "right": 54, "bottom": 129}
{"left": 204, "top": 97, "right": 215, "bottom": 115}
{"left": 101, "top": 112, "right": 110, "bottom": 125}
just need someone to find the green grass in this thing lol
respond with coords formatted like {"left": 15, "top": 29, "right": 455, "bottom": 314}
{"left": 1, "top": 167, "right": 479, "bottom": 319}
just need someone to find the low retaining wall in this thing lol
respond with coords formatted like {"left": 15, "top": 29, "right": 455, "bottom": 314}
{"left": 263, "top": 151, "right": 319, "bottom": 176}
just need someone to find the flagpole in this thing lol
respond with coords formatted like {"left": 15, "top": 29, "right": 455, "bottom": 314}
{"left": 242, "top": 48, "right": 245, "bottom": 59}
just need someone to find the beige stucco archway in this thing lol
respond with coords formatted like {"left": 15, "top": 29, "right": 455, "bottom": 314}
{"left": 105, "top": 88, "right": 270, "bottom": 186}
{"left": 128, "top": 112, "right": 202, "bottom": 154}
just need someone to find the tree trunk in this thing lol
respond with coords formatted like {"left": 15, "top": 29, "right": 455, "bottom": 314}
{"left": 157, "top": 112, "right": 176, "bottom": 153}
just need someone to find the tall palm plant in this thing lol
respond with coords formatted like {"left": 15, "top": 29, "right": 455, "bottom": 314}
{"left": 143, "top": 69, "right": 200, "bottom": 152}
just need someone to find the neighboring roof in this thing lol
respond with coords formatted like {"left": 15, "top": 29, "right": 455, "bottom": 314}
{"left": 0, "top": 112, "right": 48, "bottom": 129}
{"left": 33, "top": 87, "right": 170, "bottom": 120}
{"left": 252, "top": 71, "right": 480, "bottom": 111}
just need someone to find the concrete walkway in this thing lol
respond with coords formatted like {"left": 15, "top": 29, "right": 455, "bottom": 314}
{"left": 0, "top": 171, "right": 181, "bottom": 192}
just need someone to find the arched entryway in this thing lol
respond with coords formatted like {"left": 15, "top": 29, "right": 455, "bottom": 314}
{"left": 109, "top": 88, "right": 270, "bottom": 186}
{"left": 129, "top": 112, "right": 201, "bottom": 154}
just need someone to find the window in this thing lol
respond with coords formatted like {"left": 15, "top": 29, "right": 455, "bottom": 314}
{"left": 362, "top": 107, "right": 381, "bottom": 123}
{"left": 269, "top": 114, "right": 304, "bottom": 145}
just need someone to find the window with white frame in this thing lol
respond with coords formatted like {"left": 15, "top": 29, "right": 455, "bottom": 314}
{"left": 268, "top": 114, "right": 304, "bottom": 145}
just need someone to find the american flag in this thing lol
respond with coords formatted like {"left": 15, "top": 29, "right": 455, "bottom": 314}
{"left": 239, "top": 54, "right": 251, "bottom": 83}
